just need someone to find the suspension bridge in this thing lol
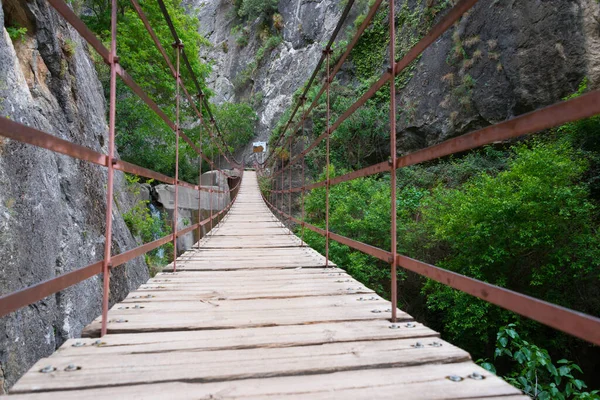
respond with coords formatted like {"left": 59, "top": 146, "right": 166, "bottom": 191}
{"left": 4, "top": 171, "right": 527, "bottom": 398}
{"left": 1, "top": 0, "right": 600, "bottom": 397}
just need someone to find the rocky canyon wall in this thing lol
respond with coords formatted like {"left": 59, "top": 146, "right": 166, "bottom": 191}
{"left": 0, "top": 0, "right": 149, "bottom": 392}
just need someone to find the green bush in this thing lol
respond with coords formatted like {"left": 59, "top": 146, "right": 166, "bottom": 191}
{"left": 123, "top": 200, "right": 173, "bottom": 276}
{"left": 83, "top": 0, "right": 212, "bottom": 183}
{"left": 237, "top": 0, "right": 278, "bottom": 20}
{"left": 7, "top": 26, "right": 27, "bottom": 42}
{"left": 212, "top": 102, "right": 257, "bottom": 154}
{"left": 480, "top": 324, "right": 599, "bottom": 399}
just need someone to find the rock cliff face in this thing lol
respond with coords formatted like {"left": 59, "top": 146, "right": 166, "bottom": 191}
{"left": 183, "top": 0, "right": 356, "bottom": 158}
{"left": 185, "top": 0, "right": 600, "bottom": 162}
{"left": 0, "top": 0, "right": 149, "bottom": 392}
{"left": 394, "top": 0, "right": 600, "bottom": 154}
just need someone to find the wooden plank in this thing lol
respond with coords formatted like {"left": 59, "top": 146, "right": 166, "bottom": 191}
{"left": 49, "top": 321, "right": 440, "bottom": 357}
{"left": 11, "top": 338, "right": 471, "bottom": 393}
{"left": 82, "top": 294, "right": 410, "bottom": 337}
{"left": 8, "top": 363, "right": 527, "bottom": 399}
{"left": 5, "top": 364, "right": 527, "bottom": 399}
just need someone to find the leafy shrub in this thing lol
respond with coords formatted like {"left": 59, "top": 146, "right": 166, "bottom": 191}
{"left": 272, "top": 13, "right": 284, "bottom": 31}
{"left": 7, "top": 26, "right": 27, "bottom": 42}
{"left": 212, "top": 102, "right": 257, "bottom": 153}
{"left": 480, "top": 324, "right": 599, "bottom": 399}
{"left": 237, "top": 0, "right": 278, "bottom": 20}
{"left": 123, "top": 200, "right": 173, "bottom": 276}
{"left": 236, "top": 35, "right": 249, "bottom": 47}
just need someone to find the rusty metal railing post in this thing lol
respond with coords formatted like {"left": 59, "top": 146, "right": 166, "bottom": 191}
{"left": 197, "top": 94, "right": 204, "bottom": 243}
{"left": 389, "top": 0, "right": 398, "bottom": 322}
{"left": 172, "top": 40, "right": 183, "bottom": 273}
{"left": 288, "top": 138, "right": 292, "bottom": 233}
{"left": 281, "top": 155, "right": 284, "bottom": 217}
{"left": 325, "top": 48, "right": 332, "bottom": 268}
{"left": 210, "top": 119, "right": 216, "bottom": 232}
{"left": 300, "top": 96, "right": 307, "bottom": 247}
{"left": 100, "top": 0, "right": 118, "bottom": 338}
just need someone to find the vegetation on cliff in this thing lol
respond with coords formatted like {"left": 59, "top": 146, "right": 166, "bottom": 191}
{"left": 81, "top": 0, "right": 256, "bottom": 182}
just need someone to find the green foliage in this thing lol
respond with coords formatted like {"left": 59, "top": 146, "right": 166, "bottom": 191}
{"left": 63, "top": 38, "right": 77, "bottom": 58}
{"left": 237, "top": 0, "right": 278, "bottom": 20}
{"left": 421, "top": 139, "right": 600, "bottom": 352}
{"left": 212, "top": 102, "right": 257, "bottom": 152}
{"left": 300, "top": 136, "right": 600, "bottom": 384}
{"left": 83, "top": 0, "right": 212, "bottom": 182}
{"left": 480, "top": 324, "right": 599, "bottom": 399}
{"left": 301, "top": 166, "right": 392, "bottom": 294}
{"left": 350, "top": 6, "right": 389, "bottom": 81}
{"left": 258, "top": 175, "right": 272, "bottom": 198}
{"left": 236, "top": 35, "right": 249, "bottom": 47}
{"left": 123, "top": 200, "right": 173, "bottom": 276}
{"left": 7, "top": 26, "right": 27, "bottom": 42}
{"left": 272, "top": 13, "right": 284, "bottom": 31}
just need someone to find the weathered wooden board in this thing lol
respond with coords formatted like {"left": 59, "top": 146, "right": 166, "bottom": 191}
{"left": 11, "top": 338, "right": 471, "bottom": 392}
{"left": 52, "top": 321, "right": 440, "bottom": 357}
{"left": 82, "top": 295, "right": 410, "bottom": 337}
{"left": 8, "top": 363, "right": 526, "bottom": 399}
{"left": 6, "top": 171, "right": 523, "bottom": 399}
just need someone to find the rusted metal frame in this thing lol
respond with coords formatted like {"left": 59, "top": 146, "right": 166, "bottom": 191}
{"left": 277, "top": 71, "right": 391, "bottom": 179}
{"left": 301, "top": 98, "right": 306, "bottom": 246}
{"left": 396, "top": 89, "right": 600, "bottom": 169}
{"left": 265, "top": 0, "right": 357, "bottom": 166}
{"left": 263, "top": 194, "right": 393, "bottom": 263}
{"left": 115, "top": 160, "right": 174, "bottom": 184}
{"left": 393, "top": 0, "right": 480, "bottom": 77}
{"left": 270, "top": 0, "right": 384, "bottom": 176}
{"left": 389, "top": 0, "right": 398, "bottom": 323}
{"left": 100, "top": 0, "right": 118, "bottom": 338}
{"left": 0, "top": 118, "right": 202, "bottom": 194}
{"left": 128, "top": 0, "right": 234, "bottom": 170}
{"left": 175, "top": 222, "right": 200, "bottom": 238}
{"left": 0, "top": 0, "right": 240, "bottom": 318}
{"left": 45, "top": 0, "right": 110, "bottom": 62}
{"left": 280, "top": 155, "right": 284, "bottom": 219}
{"left": 172, "top": 41, "right": 183, "bottom": 273}
{"left": 395, "top": 255, "right": 600, "bottom": 346}
{"left": 155, "top": 0, "right": 238, "bottom": 166}
{"left": 325, "top": 49, "right": 331, "bottom": 268}
{"left": 111, "top": 233, "right": 172, "bottom": 268}
{"left": 273, "top": 0, "right": 481, "bottom": 179}
{"left": 129, "top": 0, "right": 176, "bottom": 78}
{"left": 115, "top": 65, "right": 176, "bottom": 130}
{"left": 198, "top": 98, "right": 204, "bottom": 243}
{"left": 0, "top": 261, "right": 103, "bottom": 318}
{"left": 0, "top": 117, "right": 107, "bottom": 166}
{"left": 288, "top": 139, "right": 292, "bottom": 234}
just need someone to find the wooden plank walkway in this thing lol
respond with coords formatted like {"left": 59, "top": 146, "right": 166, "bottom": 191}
{"left": 6, "top": 171, "right": 526, "bottom": 399}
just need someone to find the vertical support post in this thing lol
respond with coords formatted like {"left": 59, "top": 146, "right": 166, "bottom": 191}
{"left": 281, "top": 156, "right": 284, "bottom": 217}
{"left": 389, "top": 0, "right": 398, "bottom": 323}
{"left": 288, "top": 139, "right": 292, "bottom": 232}
{"left": 210, "top": 120, "right": 215, "bottom": 232}
{"left": 101, "top": 0, "right": 118, "bottom": 337}
{"left": 197, "top": 94, "right": 204, "bottom": 244}
{"left": 172, "top": 40, "right": 183, "bottom": 273}
{"left": 325, "top": 49, "right": 331, "bottom": 268}
{"left": 300, "top": 96, "right": 307, "bottom": 247}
